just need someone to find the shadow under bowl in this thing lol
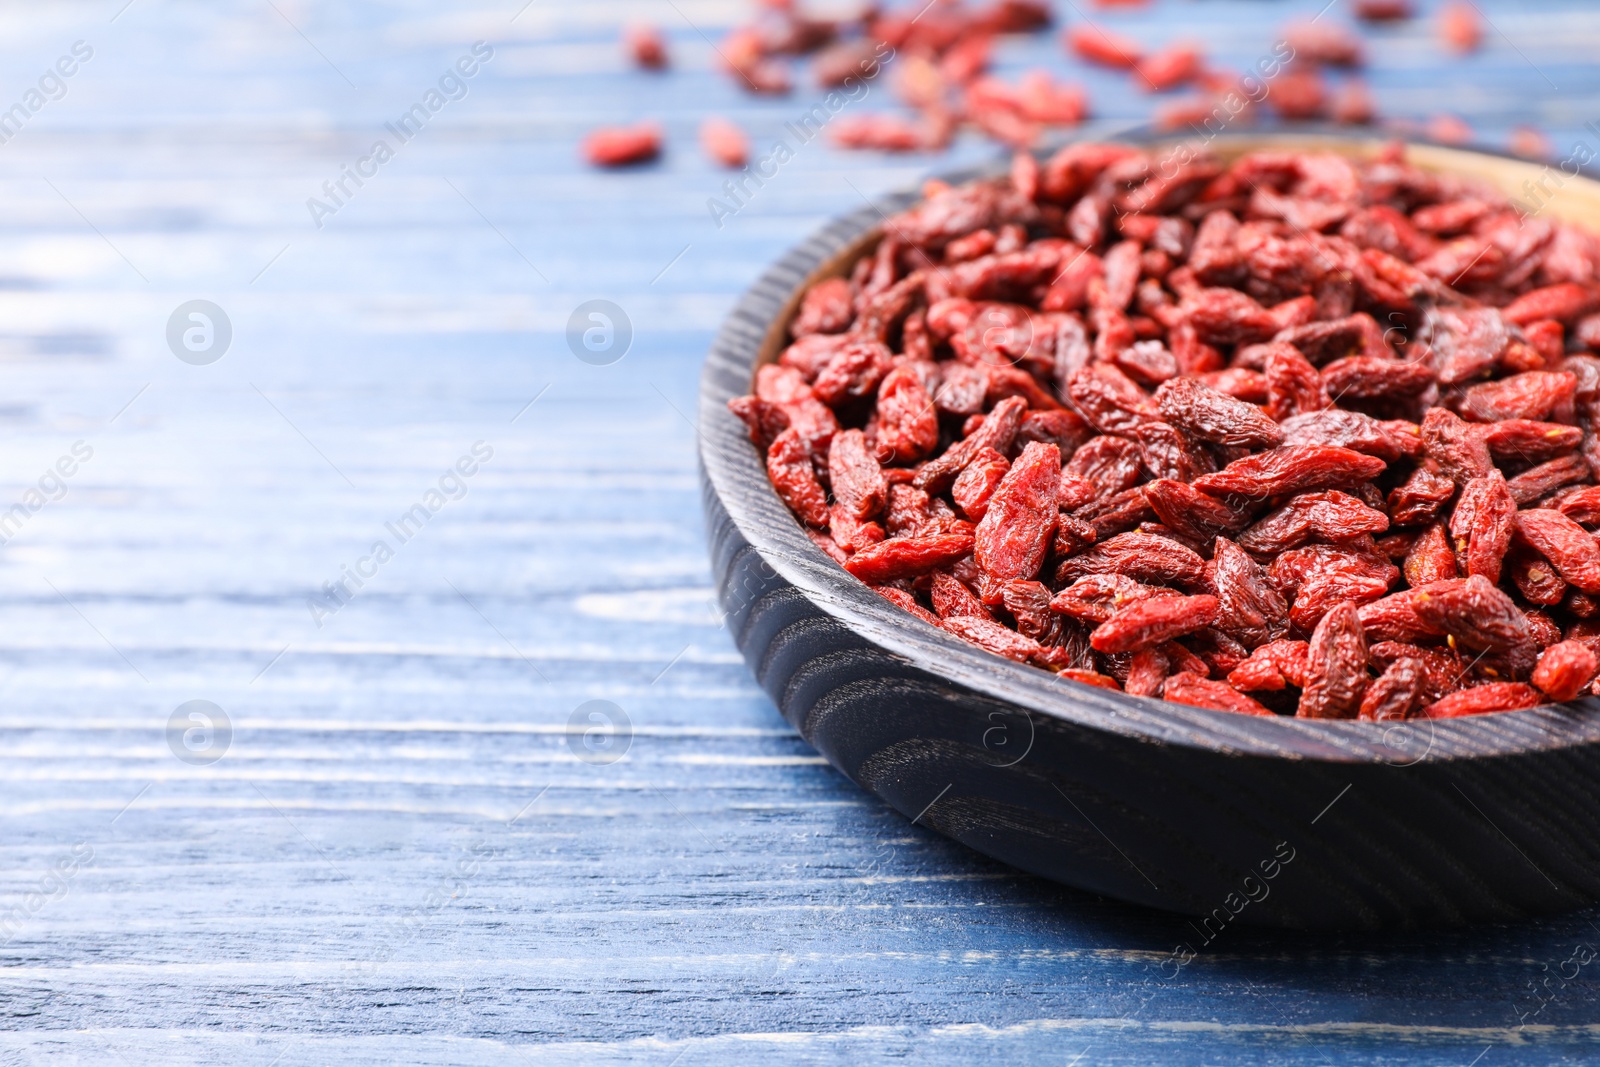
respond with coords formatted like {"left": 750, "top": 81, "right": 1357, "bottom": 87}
{"left": 698, "top": 132, "right": 1600, "bottom": 930}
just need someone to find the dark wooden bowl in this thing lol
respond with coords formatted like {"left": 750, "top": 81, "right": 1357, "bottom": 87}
{"left": 699, "top": 134, "right": 1600, "bottom": 930}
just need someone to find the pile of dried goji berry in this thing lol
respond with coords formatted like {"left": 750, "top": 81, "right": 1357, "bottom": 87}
{"left": 729, "top": 142, "right": 1600, "bottom": 720}
{"left": 590, "top": 0, "right": 1512, "bottom": 169}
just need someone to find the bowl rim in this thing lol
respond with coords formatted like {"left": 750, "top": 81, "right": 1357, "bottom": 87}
{"left": 698, "top": 129, "right": 1600, "bottom": 764}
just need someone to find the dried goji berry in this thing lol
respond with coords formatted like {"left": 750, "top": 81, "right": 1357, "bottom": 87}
{"left": 1096, "top": 239, "right": 1142, "bottom": 311}
{"left": 943, "top": 249, "right": 1067, "bottom": 304}
{"left": 1289, "top": 555, "right": 1398, "bottom": 632}
{"left": 728, "top": 396, "right": 792, "bottom": 454}
{"left": 974, "top": 441, "right": 1060, "bottom": 593}
{"left": 1164, "top": 672, "right": 1273, "bottom": 715}
{"left": 1280, "top": 409, "right": 1418, "bottom": 462}
{"left": 1065, "top": 435, "right": 1143, "bottom": 494}
{"left": 1356, "top": 3, "right": 1413, "bottom": 24}
{"left": 700, "top": 116, "right": 749, "bottom": 167}
{"left": 1426, "top": 683, "right": 1541, "bottom": 718}
{"left": 843, "top": 530, "right": 976, "bottom": 583}
{"left": 1482, "top": 419, "right": 1583, "bottom": 464}
{"left": 1404, "top": 522, "right": 1459, "bottom": 587}
{"left": 1073, "top": 486, "right": 1155, "bottom": 542}
{"left": 1450, "top": 471, "right": 1516, "bottom": 584}
{"left": 812, "top": 340, "right": 894, "bottom": 405}
{"left": 1524, "top": 319, "right": 1566, "bottom": 363}
{"left": 1267, "top": 70, "right": 1328, "bottom": 121}
{"left": 828, "top": 429, "right": 887, "bottom": 521}
{"left": 767, "top": 428, "right": 829, "bottom": 528}
{"left": 1212, "top": 538, "right": 1291, "bottom": 649}
{"left": 1360, "top": 656, "right": 1426, "bottom": 721}
{"left": 1512, "top": 548, "right": 1569, "bottom": 606}
{"left": 582, "top": 122, "right": 662, "bottom": 167}
{"left": 1514, "top": 508, "right": 1600, "bottom": 593}
{"left": 1193, "top": 445, "right": 1387, "bottom": 499}
{"left": 1321, "top": 355, "right": 1435, "bottom": 400}
{"left": 1272, "top": 543, "right": 1396, "bottom": 599}
{"left": 1143, "top": 479, "right": 1250, "bottom": 543}
{"left": 1135, "top": 42, "right": 1203, "bottom": 91}
{"left": 886, "top": 180, "right": 1033, "bottom": 251}
{"left": 1115, "top": 341, "right": 1179, "bottom": 386}
{"left": 1369, "top": 641, "right": 1464, "bottom": 704}
{"left": 1440, "top": 1, "right": 1484, "bottom": 52}
{"left": 792, "top": 278, "right": 855, "bottom": 338}
{"left": 942, "top": 614, "right": 1044, "bottom": 662}
{"left": 1331, "top": 79, "right": 1377, "bottom": 126}
{"left": 1154, "top": 376, "right": 1283, "bottom": 448}
{"left": 1421, "top": 408, "right": 1493, "bottom": 485}
{"left": 1532, "top": 639, "right": 1599, "bottom": 701}
{"left": 885, "top": 483, "right": 933, "bottom": 536}
{"left": 950, "top": 446, "right": 1010, "bottom": 521}
{"left": 874, "top": 585, "right": 941, "bottom": 627}
{"left": 1133, "top": 422, "right": 1212, "bottom": 482}
{"left": 1181, "top": 287, "right": 1284, "bottom": 345}
{"left": 829, "top": 114, "right": 930, "bottom": 152}
{"left": 1057, "top": 667, "right": 1122, "bottom": 691}
{"left": 1503, "top": 283, "right": 1600, "bottom": 326}
{"left": 1240, "top": 491, "right": 1390, "bottom": 554}
{"left": 1049, "top": 573, "right": 1170, "bottom": 624}
{"left": 829, "top": 504, "right": 885, "bottom": 552}
{"left": 1066, "top": 363, "right": 1161, "bottom": 434}
{"left": 1228, "top": 640, "right": 1311, "bottom": 692}
{"left": 1411, "top": 574, "right": 1533, "bottom": 653}
{"left": 1508, "top": 454, "right": 1591, "bottom": 506}
{"left": 1090, "top": 594, "right": 1218, "bottom": 654}
{"left": 931, "top": 570, "right": 992, "bottom": 620}
{"left": 1460, "top": 371, "right": 1577, "bottom": 423}
{"left": 1526, "top": 609, "right": 1565, "bottom": 649}
{"left": 625, "top": 24, "right": 669, "bottom": 69}
{"left": 1124, "top": 646, "right": 1170, "bottom": 697}
{"left": 1017, "top": 72, "right": 1088, "bottom": 126}
{"left": 932, "top": 360, "right": 989, "bottom": 417}
{"left": 1389, "top": 460, "right": 1458, "bottom": 525}
{"left": 1299, "top": 602, "right": 1369, "bottom": 719}
{"left": 1002, "top": 578, "right": 1065, "bottom": 644}
{"left": 1264, "top": 343, "right": 1331, "bottom": 421}
{"left": 1201, "top": 368, "right": 1270, "bottom": 403}
{"left": 1064, "top": 24, "right": 1142, "bottom": 68}
{"left": 874, "top": 366, "right": 940, "bottom": 463}
{"left": 1559, "top": 485, "right": 1600, "bottom": 527}
{"left": 1422, "top": 305, "right": 1506, "bottom": 377}
{"left": 1057, "top": 531, "right": 1206, "bottom": 587}
{"left": 1019, "top": 408, "right": 1092, "bottom": 455}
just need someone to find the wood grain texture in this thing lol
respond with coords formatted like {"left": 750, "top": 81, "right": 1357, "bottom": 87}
{"left": 2, "top": 0, "right": 1600, "bottom": 1062}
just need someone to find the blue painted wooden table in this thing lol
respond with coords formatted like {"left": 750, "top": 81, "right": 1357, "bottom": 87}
{"left": 2, "top": 0, "right": 1600, "bottom": 1062}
